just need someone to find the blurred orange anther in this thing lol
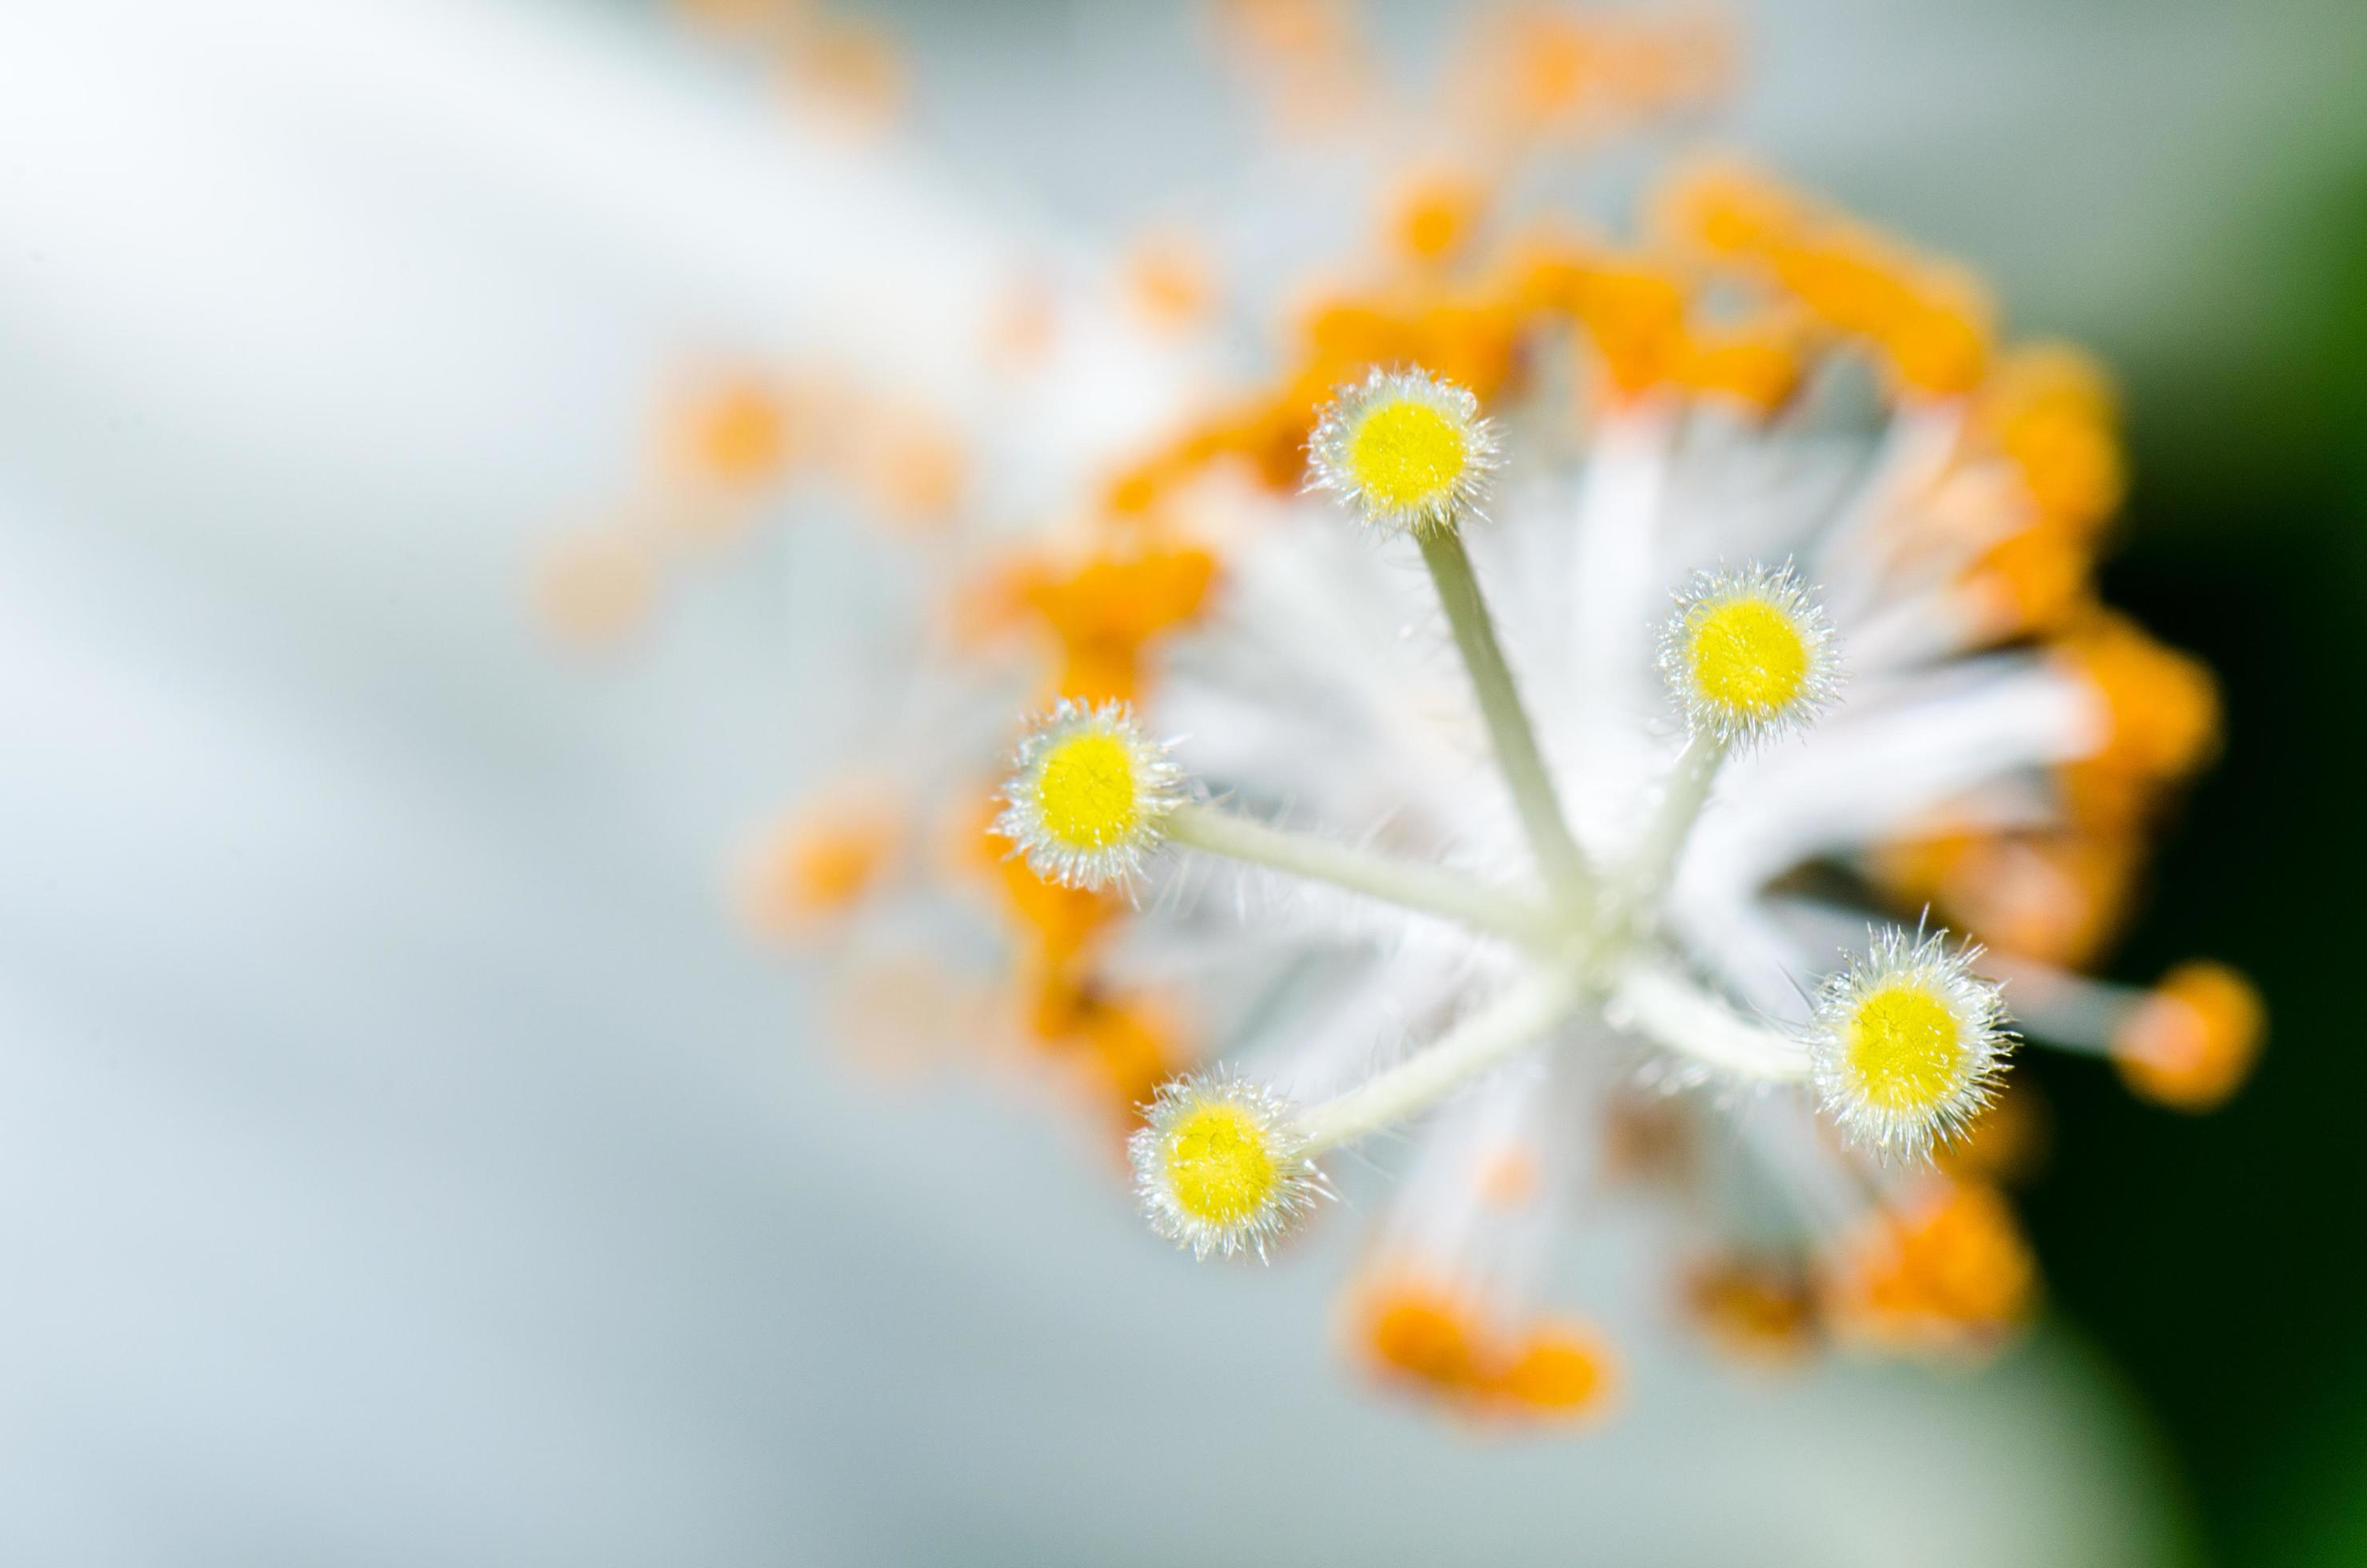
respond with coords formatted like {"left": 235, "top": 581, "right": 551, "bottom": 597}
{"left": 1828, "top": 1181, "right": 2036, "bottom": 1358}
{"left": 1485, "top": 1324, "right": 1614, "bottom": 1420}
{"left": 674, "top": 374, "right": 795, "bottom": 493}
{"left": 1573, "top": 262, "right": 1689, "bottom": 402}
{"left": 1303, "top": 295, "right": 1403, "bottom": 361}
{"left": 988, "top": 830, "right": 1120, "bottom": 973}
{"left": 1016, "top": 542, "right": 1221, "bottom": 704}
{"left": 1684, "top": 1261, "right": 1817, "bottom": 1365}
{"left": 1875, "top": 264, "right": 1993, "bottom": 399}
{"left": 1982, "top": 344, "right": 2125, "bottom": 533}
{"left": 1653, "top": 159, "right": 1800, "bottom": 257}
{"left": 1501, "top": 11, "right": 1593, "bottom": 127}
{"left": 1389, "top": 172, "right": 1489, "bottom": 267}
{"left": 1474, "top": 1145, "right": 1541, "bottom": 1207}
{"left": 2113, "top": 962, "right": 2265, "bottom": 1112}
{"left": 1042, "top": 982, "right": 1186, "bottom": 1131}
{"left": 1358, "top": 1278, "right": 1485, "bottom": 1392}
{"left": 2057, "top": 610, "right": 2221, "bottom": 788}
{"left": 1969, "top": 520, "right": 2096, "bottom": 638}
{"left": 1350, "top": 1276, "right": 1616, "bottom": 1426}
{"left": 736, "top": 792, "right": 902, "bottom": 941}
{"left": 1102, "top": 462, "right": 1173, "bottom": 518}
{"left": 1872, "top": 826, "right": 2136, "bottom": 970}
{"left": 1598, "top": 1092, "right": 1697, "bottom": 1182}
{"left": 1503, "top": 231, "right": 1601, "bottom": 316}
{"left": 1669, "top": 165, "right": 1997, "bottom": 406}
{"left": 1682, "top": 318, "right": 1807, "bottom": 416}
{"left": 1457, "top": 7, "right": 1725, "bottom": 142}
{"left": 1412, "top": 298, "right": 1524, "bottom": 400}
{"left": 781, "top": 13, "right": 907, "bottom": 135}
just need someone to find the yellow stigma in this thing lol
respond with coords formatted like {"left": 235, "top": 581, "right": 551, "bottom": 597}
{"left": 1687, "top": 596, "right": 1811, "bottom": 718}
{"left": 1033, "top": 731, "right": 1142, "bottom": 850}
{"left": 1163, "top": 1101, "right": 1281, "bottom": 1226}
{"left": 1348, "top": 398, "right": 1470, "bottom": 514}
{"left": 1845, "top": 984, "right": 1964, "bottom": 1112}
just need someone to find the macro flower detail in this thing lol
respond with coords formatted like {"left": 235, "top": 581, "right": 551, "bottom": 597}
{"left": 1308, "top": 367, "right": 1502, "bottom": 534}
{"left": 1130, "top": 1073, "right": 1326, "bottom": 1260}
{"left": 1809, "top": 928, "right": 2012, "bottom": 1158}
{"left": 1002, "top": 370, "right": 2049, "bottom": 1293}
{"left": 1011, "top": 370, "right": 1981, "bottom": 1255}
{"left": 980, "top": 214, "right": 2254, "bottom": 1403}
{"left": 996, "top": 699, "right": 1184, "bottom": 891}
{"left": 562, "top": 22, "right": 2269, "bottom": 1418}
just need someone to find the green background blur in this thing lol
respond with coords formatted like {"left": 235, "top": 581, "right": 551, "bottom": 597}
{"left": 1956, "top": 90, "right": 2367, "bottom": 1567}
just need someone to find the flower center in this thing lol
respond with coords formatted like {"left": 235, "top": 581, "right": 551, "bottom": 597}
{"left": 1686, "top": 597, "right": 1811, "bottom": 718}
{"left": 1348, "top": 399, "right": 1469, "bottom": 512}
{"left": 1164, "top": 1102, "right": 1281, "bottom": 1225}
{"left": 1845, "top": 985, "right": 1964, "bottom": 1110}
{"left": 1034, "top": 731, "right": 1141, "bottom": 849}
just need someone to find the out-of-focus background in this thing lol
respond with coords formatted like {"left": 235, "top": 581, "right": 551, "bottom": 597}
{"left": 2, "top": 1, "right": 2362, "bottom": 1563}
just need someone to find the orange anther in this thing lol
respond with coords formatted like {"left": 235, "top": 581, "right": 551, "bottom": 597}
{"left": 1873, "top": 826, "right": 2136, "bottom": 969}
{"left": 1357, "top": 1279, "right": 1483, "bottom": 1391}
{"left": 2056, "top": 610, "right": 2221, "bottom": 786}
{"left": 1573, "top": 262, "right": 1689, "bottom": 401}
{"left": 1875, "top": 265, "right": 1993, "bottom": 399}
{"left": 674, "top": 375, "right": 794, "bottom": 492}
{"left": 1682, "top": 318, "right": 1807, "bottom": 416}
{"left": 1829, "top": 1181, "right": 2036, "bottom": 1355}
{"left": 737, "top": 792, "right": 902, "bottom": 939}
{"left": 1969, "top": 520, "right": 2096, "bottom": 638}
{"left": 1074, "top": 992, "right": 1186, "bottom": 1127}
{"left": 1979, "top": 344, "right": 2125, "bottom": 531}
{"left": 1016, "top": 543, "right": 1221, "bottom": 704}
{"left": 1486, "top": 1324, "right": 1614, "bottom": 1419}
{"left": 1389, "top": 172, "right": 1490, "bottom": 267}
{"left": 2113, "top": 962, "right": 2265, "bottom": 1112}
{"left": 1474, "top": 1146, "right": 1541, "bottom": 1207}
{"left": 780, "top": 14, "right": 906, "bottom": 135}
{"left": 993, "top": 844, "right": 1119, "bottom": 973}
{"left": 1684, "top": 1261, "right": 1816, "bottom": 1364}
{"left": 1653, "top": 160, "right": 1800, "bottom": 257}
{"left": 1503, "top": 232, "right": 1601, "bottom": 316}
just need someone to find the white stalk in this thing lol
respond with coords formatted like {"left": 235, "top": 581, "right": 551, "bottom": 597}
{"left": 1163, "top": 802, "right": 1559, "bottom": 950}
{"left": 1568, "top": 406, "right": 1673, "bottom": 706}
{"left": 1415, "top": 527, "right": 1594, "bottom": 910}
{"left": 1293, "top": 969, "right": 1585, "bottom": 1154}
{"left": 1969, "top": 951, "right": 2131, "bottom": 1057}
{"left": 1812, "top": 402, "right": 1966, "bottom": 618}
{"left": 1624, "top": 730, "right": 1729, "bottom": 911}
{"left": 1608, "top": 957, "right": 1811, "bottom": 1083}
